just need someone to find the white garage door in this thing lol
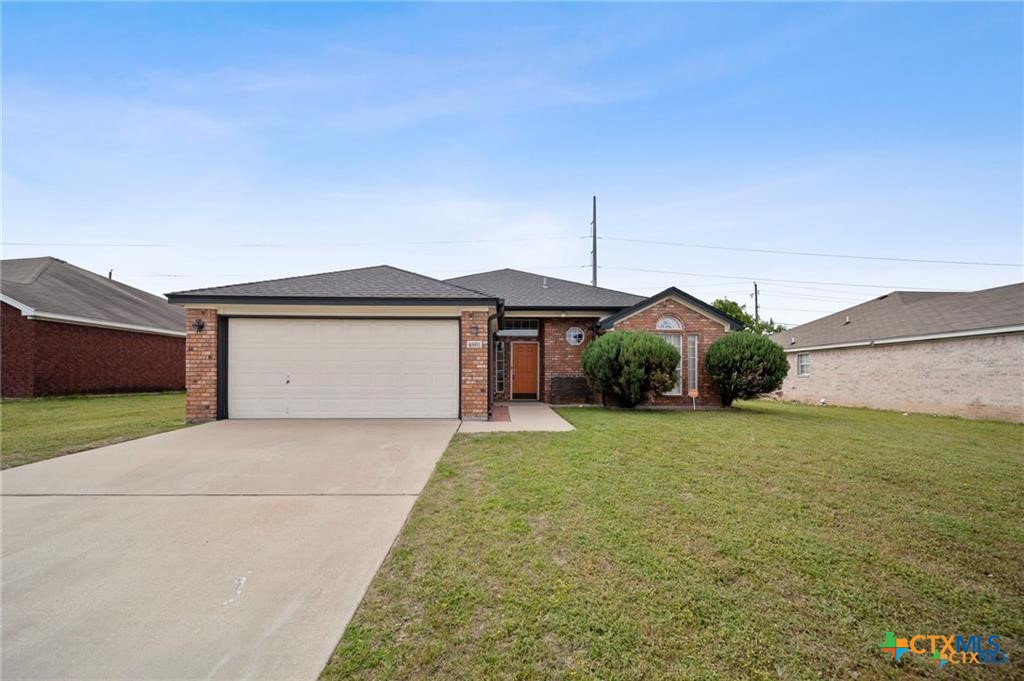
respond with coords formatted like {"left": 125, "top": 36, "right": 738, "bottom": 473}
{"left": 228, "top": 318, "right": 459, "bottom": 418}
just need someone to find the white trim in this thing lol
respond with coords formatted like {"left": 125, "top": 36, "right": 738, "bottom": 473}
{"left": 610, "top": 294, "right": 734, "bottom": 331}
{"left": 0, "top": 294, "right": 35, "bottom": 315}
{"left": 510, "top": 340, "right": 540, "bottom": 400}
{"left": 783, "top": 324, "right": 1024, "bottom": 353}
{"left": 497, "top": 329, "right": 539, "bottom": 337}
{"left": 1, "top": 294, "right": 184, "bottom": 337}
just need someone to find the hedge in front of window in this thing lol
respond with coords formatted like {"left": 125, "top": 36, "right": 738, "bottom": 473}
{"left": 580, "top": 331, "right": 680, "bottom": 407}
{"left": 705, "top": 332, "right": 789, "bottom": 407}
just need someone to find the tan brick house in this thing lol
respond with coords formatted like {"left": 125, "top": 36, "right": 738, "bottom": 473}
{"left": 167, "top": 266, "right": 741, "bottom": 422}
{"left": 772, "top": 282, "right": 1024, "bottom": 422}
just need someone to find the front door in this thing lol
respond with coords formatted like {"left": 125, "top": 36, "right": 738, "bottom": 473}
{"left": 511, "top": 342, "right": 539, "bottom": 399}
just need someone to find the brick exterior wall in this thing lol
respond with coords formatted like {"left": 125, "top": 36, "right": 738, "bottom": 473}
{"left": 185, "top": 308, "right": 218, "bottom": 423}
{"left": 778, "top": 332, "right": 1024, "bottom": 423}
{"left": 460, "top": 310, "right": 489, "bottom": 420}
{"left": 542, "top": 318, "right": 599, "bottom": 404}
{"left": 2, "top": 302, "right": 35, "bottom": 397}
{"left": 615, "top": 298, "right": 730, "bottom": 407}
{"left": 1, "top": 301, "right": 184, "bottom": 398}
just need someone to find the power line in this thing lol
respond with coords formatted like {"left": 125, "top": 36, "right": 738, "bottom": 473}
{"left": 601, "top": 235, "right": 1022, "bottom": 268}
{"left": 2, "top": 236, "right": 590, "bottom": 249}
{"left": 598, "top": 266, "right": 956, "bottom": 291}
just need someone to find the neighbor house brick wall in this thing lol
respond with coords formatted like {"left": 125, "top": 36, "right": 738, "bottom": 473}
{"left": 460, "top": 310, "right": 489, "bottom": 420}
{"left": 778, "top": 332, "right": 1024, "bottom": 423}
{"left": 185, "top": 308, "right": 218, "bottom": 422}
{"left": 542, "top": 317, "right": 599, "bottom": 404}
{"left": 1, "top": 301, "right": 184, "bottom": 398}
{"left": 616, "top": 298, "right": 730, "bottom": 407}
{"left": 2, "top": 302, "right": 36, "bottom": 397}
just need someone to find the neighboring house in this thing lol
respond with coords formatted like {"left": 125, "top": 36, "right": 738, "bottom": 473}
{"left": 772, "top": 282, "right": 1024, "bottom": 423}
{"left": 166, "top": 266, "right": 742, "bottom": 422}
{"left": 1, "top": 257, "right": 186, "bottom": 397}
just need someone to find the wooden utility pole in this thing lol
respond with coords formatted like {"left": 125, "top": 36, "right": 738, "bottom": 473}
{"left": 753, "top": 282, "right": 760, "bottom": 323}
{"left": 591, "top": 195, "right": 598, "bottom": 287}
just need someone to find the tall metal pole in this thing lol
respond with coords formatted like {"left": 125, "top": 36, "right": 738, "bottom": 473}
{"left": 591, "top": 195, "right": 597, "bottom": 287}
{"left": 753, "top": 282, "right": 760, "bottom": 324}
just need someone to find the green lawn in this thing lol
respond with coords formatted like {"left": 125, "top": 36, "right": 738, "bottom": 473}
{"left": 0, "top": 392, "right": 186, "bottom": 469}
{"left": 323, "top": 402, "right": 1022, "bottom": 680}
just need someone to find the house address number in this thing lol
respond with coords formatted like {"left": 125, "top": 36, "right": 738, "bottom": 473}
{"left": 466, "top": 340, "right": 483, "bottom": 349}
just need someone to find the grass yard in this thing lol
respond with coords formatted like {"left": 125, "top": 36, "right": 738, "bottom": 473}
{"left": 0, "top": 392, "right": 186, "bottom": 469}
{"left": 323, "top": 401, "right": 1022, "bottom": 680}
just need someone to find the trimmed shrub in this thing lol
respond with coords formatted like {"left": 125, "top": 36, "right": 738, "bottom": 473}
{"left": 705, "top": 333, "right": 789, "bottom": 406}
{"left": 581, "top": 331, "right": 680, "bottom": 407}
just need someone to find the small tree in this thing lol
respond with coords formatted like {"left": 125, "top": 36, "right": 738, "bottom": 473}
{"left": 581, "top": 331, "right": 679, "bottom": 407}
{"left": 705, "top": 333, "right": 789, "bottom": 407}
{"left": 712, "top": 298, "right": 784, "bottom": 336}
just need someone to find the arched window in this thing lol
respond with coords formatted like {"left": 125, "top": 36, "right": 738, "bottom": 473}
{"left": 655, "top": 316, "right": 683, "bottom": 331}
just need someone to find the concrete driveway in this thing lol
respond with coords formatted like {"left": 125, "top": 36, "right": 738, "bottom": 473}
{"left": 1, "top": 419, "right": 458, "bottom": 681}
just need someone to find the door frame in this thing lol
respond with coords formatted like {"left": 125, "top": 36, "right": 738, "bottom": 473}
{"left": 510, "top": 340, "right": 540, "bottom": 400}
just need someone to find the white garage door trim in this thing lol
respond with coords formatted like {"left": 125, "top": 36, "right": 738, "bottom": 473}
{"left": 227, "top": 318, "right": 459, "bottom": 419}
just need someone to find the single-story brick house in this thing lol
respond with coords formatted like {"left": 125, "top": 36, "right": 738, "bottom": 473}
{"left": 1, "top": 257, "right": 186, "bottom": 397}
{"left": 166, "top": 266, "right": 742, "bottom": 422}
{"left": 771, "top": 282, "right": 1023, "bottom": 422}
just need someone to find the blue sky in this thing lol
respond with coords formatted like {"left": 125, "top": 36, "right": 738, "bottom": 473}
{"left": 4, "top": 2, "right": 1021, "bottom": 325}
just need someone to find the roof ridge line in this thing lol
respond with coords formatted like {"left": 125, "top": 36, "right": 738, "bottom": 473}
{"left": 449, "top": 267, "right": 643, "bottom": 298}
{"left": 378, "top": 265, "right": 496, "bottom": 299}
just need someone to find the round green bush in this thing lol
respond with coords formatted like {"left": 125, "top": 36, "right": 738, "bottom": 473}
{"left": 580, "top": 331, "right": 679, "bottom": 407}
{"left": 705, "top": 332, "right": 789, "bottom": 406}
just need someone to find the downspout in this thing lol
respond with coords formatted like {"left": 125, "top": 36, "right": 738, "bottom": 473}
{"left": 486, "top": 298, "right": 505, "bottom": 418}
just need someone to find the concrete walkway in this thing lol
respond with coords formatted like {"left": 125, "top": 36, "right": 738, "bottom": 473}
{"left": 0, "top": 419, "right": 458, "bottom": 681}
{"left": 458, "top": 402, "right": 575, "bottom": 433}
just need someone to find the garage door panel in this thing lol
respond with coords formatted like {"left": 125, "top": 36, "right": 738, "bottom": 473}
{"left": 228, "top": 318, "right": 459, "bottom": 419}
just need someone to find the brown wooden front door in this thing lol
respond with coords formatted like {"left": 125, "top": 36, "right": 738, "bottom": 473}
{"left": 511, "top": 342, "right": 539, "bottom": 398}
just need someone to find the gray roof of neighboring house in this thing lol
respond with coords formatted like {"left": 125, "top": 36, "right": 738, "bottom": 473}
{"left": 444, "top": 269, "right": 645, "bottom": 309}
{"left": 772, "top": 282, "right": 1024, "bottom": 350}
{"left": 167, "top": 265, "right": 495, "bottom": 304}
{"left": 1, "top": 257, "right": 185, "bottom": 334}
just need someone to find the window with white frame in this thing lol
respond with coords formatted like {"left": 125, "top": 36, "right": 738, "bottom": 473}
{"left": 495, "top": 341, "right": 506, "bottom": 392}
{"left": 658, "top": 316, "right": 684, "bottom": 395}
{"left": 687, "top": 334, "right": 699, "bottom": 392}
{"left": 797, "top": 352, "right": 811, "bottom": 376}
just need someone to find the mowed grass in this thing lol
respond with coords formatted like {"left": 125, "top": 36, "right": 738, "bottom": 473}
{"left": 0, "top": 392, "right": 186, "bottom": 469}
{"left": 323, "top": 402, "right": 1023, "bottom": 680}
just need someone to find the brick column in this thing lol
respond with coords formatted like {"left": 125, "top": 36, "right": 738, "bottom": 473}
{"left": 460, "top": 310, "right": 488, "bottom": 420}
{"left": 185, "top": 308, "right": 218, "bottom": 422}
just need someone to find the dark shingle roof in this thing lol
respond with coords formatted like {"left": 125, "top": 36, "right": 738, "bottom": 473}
{"left": 444, "top": 269, "right": 645, "bottom": 309}
{"left": 1, "top": 257, "right": 185, "bottom": 334}
{"left": 772, "top": 282, "right": 1024, "bottom": 350}
{"left": 167, "top": 265, "right": 495, "bottom": 303}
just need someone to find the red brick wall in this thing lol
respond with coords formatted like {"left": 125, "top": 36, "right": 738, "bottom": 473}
{"left": 615, "top": 298, "right": 730, "bottom": 407}
{"left": 460, "top": 310, "right": 489, "bottom": 420}
{"left": 2, "top": 302, "right": 36, "bottom": 397}
{"left": 1, "top": 301, "right": 184, "bottom": 398}
{"left": 542, "top": 318, "right": 599, "bottom": 404}
{"left": 185, "top": 308, "right": 218, "bottom": 422}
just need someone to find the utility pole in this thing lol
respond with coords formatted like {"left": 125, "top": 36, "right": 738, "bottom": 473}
{"left": 753, "top": 282, "right": 760, "bottom": 324}
{"left": 591, "top": 195, "right": 597, "bottom": 287}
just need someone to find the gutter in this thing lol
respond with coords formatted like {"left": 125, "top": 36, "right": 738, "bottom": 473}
{"left": 782, "top": 324, "right": 1024, "bottom": 353}
{"left": 1, "top": 294, "right": 185, "bottom": 338}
